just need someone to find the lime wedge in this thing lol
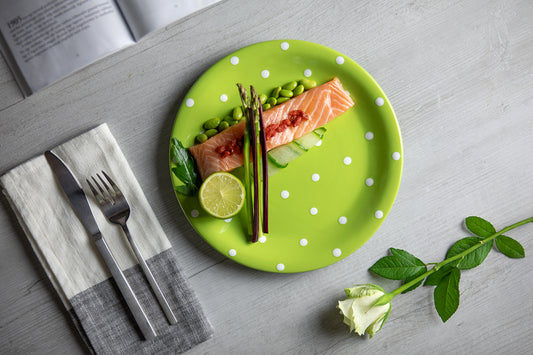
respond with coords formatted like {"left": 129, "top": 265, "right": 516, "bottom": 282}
{"left": 199, "top": 172, "right": 245, "bottom": 218}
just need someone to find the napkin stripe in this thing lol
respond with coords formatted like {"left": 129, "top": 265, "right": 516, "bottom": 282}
{"left": 70, "top": 249, "right": 213, "bottom": 354}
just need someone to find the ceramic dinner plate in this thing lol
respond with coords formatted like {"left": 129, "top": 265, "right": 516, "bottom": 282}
{"left": 170, "top": 40, "right": 402, "bottom": 273}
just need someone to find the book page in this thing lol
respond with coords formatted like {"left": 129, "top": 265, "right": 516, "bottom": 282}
{"left": 116, "top": 0, "right": 222, "bottom": 40}
{"left": 0, "top": 0, "right": 135, "bottom": 95}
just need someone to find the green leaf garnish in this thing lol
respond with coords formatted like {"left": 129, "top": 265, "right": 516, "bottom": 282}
{"left": 170, "top": 138, "right": 200, "bottom": 196}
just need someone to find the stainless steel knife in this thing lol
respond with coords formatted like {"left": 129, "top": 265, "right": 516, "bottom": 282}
{"left": 44, "top": 151, "right": 157, "bottom": 340}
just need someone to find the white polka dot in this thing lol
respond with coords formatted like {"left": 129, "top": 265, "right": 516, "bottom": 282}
{"left": 304, "top": 69, "right": 312, "bottom": 77}
{"left": 276, "top": 263, "right": 285, "bottom": 271}
{"left": 190, "top": 209, "right": 199, "bottom": 217}
{"left": 261, "top": 69, "right": 270, "bottom": 78}
{"left": 365, "top": 132, "right": 374, "bottom": 140}
{"left": 280, "top": 42, "right": 289, "bottom": 50}
{"left": 375, "top": 97, "right": 385, "bottom": 106}
{"left": 281, "top": 190, "right": 289, "bottom": 199}
{"left": 344, "top": 157, "right": 352, "bottom": 165}
{"left": 185, "top": 98, "right": 194, "bottom": 107}
{"left": 224, "top": 218, "right": 232, "bottom": 223}
{"left": 228, "top": 249, "right": 237, "bottom": 257}
{"left": 336, "top": 56, "right": 345, "bottom": 65}
{"left": 310, "top": 207, "right": 318, "bottom": 215}
{"left": 300, "top": 238, "right": 308, "bottom": 246}
{"left": 366, "top": 178, "right": 374, "bottom": 187}
{"left": 311, "top": 173, "right": 320, "bottom": 182}
{"left": 338, "top": 216, "right": 347, "bottom": 224}
{"left": 230, "top": 56, "right": 239, "bottom": 65}
{"left": 315, "top": 140, "right": 323, "bottom": 147}
{"left": 333, "top": 248, "right": 342, "bottom": 257}
{"left": 392, "top": 152, "right": 401, "bottom": 160}
{"left": 220, "top": 94, "right": 228, "bottom": 102}
{"left": 375, "top": 210, "right": 384, "bottom": 219}
{"left": 259, "top": 236, "right": 267, "bottom": 243}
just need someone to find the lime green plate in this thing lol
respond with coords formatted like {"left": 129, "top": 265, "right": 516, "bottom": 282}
{"left": 170, "top": 40, "right": 402, "bottom": 273}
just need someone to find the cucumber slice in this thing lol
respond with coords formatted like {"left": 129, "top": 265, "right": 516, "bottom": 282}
{"left": 267, "top": 159, "right": 282, "bottom": 177}
{"left": 294, "top": 128, "right": 325, "bottom": 150}
{"left": 266, "top": 126, "right": 327, "bottom": 176}
{"left": 267, "top": 142, "right": 305, "bottom": 168}
{"left": 312, "top": 127, "right": 327, "bottom": 139}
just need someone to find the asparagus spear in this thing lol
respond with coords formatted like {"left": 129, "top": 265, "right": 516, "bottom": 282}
{"left": 248, "top": 103, "right": 260, "bottom": 243}
{"left": 251, "top": 86, "right": 269, "bottom": 234}
{"left": 237, "top": 84, "right": 253, "bottom": 237}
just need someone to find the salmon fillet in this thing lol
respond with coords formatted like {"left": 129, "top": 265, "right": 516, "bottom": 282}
{"left": 189, "top": 77, "right": 354, "bottom": 180}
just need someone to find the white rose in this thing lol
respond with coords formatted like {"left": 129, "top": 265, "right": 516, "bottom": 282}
{"left": 337, "top": 284, "right": 391, "bottom": 338}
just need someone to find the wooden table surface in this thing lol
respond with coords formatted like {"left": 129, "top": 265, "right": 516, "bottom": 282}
{"left": 1, "top": 0, "right": 532, "bottom": 353}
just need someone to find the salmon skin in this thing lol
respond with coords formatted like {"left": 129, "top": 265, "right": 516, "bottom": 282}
{"left": 189, "top": 77, "right": 355, "bottom": 180}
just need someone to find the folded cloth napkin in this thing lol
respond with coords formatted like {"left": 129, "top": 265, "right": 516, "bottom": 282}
{"left": 1, "top": 124, "right": 213, "bottom": 354}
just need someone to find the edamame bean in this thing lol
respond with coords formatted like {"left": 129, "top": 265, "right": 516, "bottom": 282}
{"left": 262, "top": 103, "right": 271, "bottom": 110}
{"left": 205, "top": 129, "right": 218, "bottom": 137}
{"left": 271, "top": 86, "right": 281, "bottom": 98}
{"left": 196, "top": 133, "right": 208, "bottom": 143}
{"left": 279, "top": 89, "right": 293, "bottom": 98}
{"left": 267, "top": 97, "right": 277, "bottom": 106}
{"left": 228, "top": 119, "right": 239, "bottom": 126}
{"left": 259, "top": 94, "right": 268, "bottom": 105}
{"left": 299, "top": 78, "right": 317, "bottom": 90}
{"left": 232, "top": 106, "right": 243, "bottom": 121}
{"left": 283, "top": 81, "right": 298, "bottom": 91}
{"left": 293, "top": 84, "right": 305, "bottom": 96}
{"left": 223, "top": 115, "right": 233, "bottom": 122}
{"left": 218, "top": 121, "right": 229, "bottom": 131}
{"left": 276, "top": 97, "right": 289, "bottom": 104}
{"left": 203, "top": 117, "right": 221, "bottom": 130}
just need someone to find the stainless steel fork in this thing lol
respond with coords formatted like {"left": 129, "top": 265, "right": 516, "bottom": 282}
{"left": 87, "top": 171, "right": 178, "bottom": 325}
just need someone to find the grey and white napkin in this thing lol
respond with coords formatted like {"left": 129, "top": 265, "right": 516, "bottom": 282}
{"left": 1, "top": 124, "right": 213, "bottom": 354}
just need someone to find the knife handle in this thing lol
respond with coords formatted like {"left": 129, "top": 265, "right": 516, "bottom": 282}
{"left": 95, "top": 237, "right": 157, "bottom": 340}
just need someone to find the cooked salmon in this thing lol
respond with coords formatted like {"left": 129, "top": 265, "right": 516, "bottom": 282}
{"left": 189, "top": 77, "right": 355, "bottom": 180}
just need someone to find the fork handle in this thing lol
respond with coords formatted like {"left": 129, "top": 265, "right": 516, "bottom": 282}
{"left": 94, "top": 238, "right": 158, "bottom": 340}
{"left": 121, "top": 224, "right": 178, "bottom": 325}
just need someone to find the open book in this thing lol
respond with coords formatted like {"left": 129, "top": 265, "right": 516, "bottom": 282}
{"left": 0, "top": 0, "right": 221, "bottom": 96}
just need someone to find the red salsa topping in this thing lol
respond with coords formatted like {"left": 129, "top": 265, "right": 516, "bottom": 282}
{"left": 215, "top": 137, "right": 243, "bottom": 158}
{"left": 264, "top": 110, "right": 309, "bottom": 141}
{"left": 215, "top": 110, "right": 309, "bottom": 158}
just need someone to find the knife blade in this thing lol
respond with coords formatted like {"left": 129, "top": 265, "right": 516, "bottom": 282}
{"left": 44, "top": 151, "right": 157, "bottom": 340}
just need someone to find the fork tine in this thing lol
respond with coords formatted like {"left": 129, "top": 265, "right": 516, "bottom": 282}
{"left": 102, "top": 171, "right": 122, "bottom": 195}
{"left": 86, "top": 178, "right": 98, "bottom": 196}
{"left": 87, "top": 178, "right": 105, "bottom": 204}
{"left": 96, "top": 173, "right": 116, "bottom": 198}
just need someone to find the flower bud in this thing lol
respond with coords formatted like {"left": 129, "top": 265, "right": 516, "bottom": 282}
{"left": 337, "top": 284, "right": 391, "bottom": 338}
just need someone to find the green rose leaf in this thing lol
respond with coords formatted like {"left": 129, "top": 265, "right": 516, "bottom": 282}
{"left": 446, "top": 237, "right": 493, "bottom": 270}
{"left": 369, "top": 248, "right": 426, "bottom": 280}
{"left": 401, "top": 268, "right": 427, "bottom": 294}
{"left": 465, "top": 216, "right": 495, "bottom": 237}
{"left": 434, "top": 267, "right": 461, "bottom": 323}
{"left": 495, "top": 235, "right": 525, "bottom": 258}
{"left": 424, "top": 265, "right": 455, "bottom": 286}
